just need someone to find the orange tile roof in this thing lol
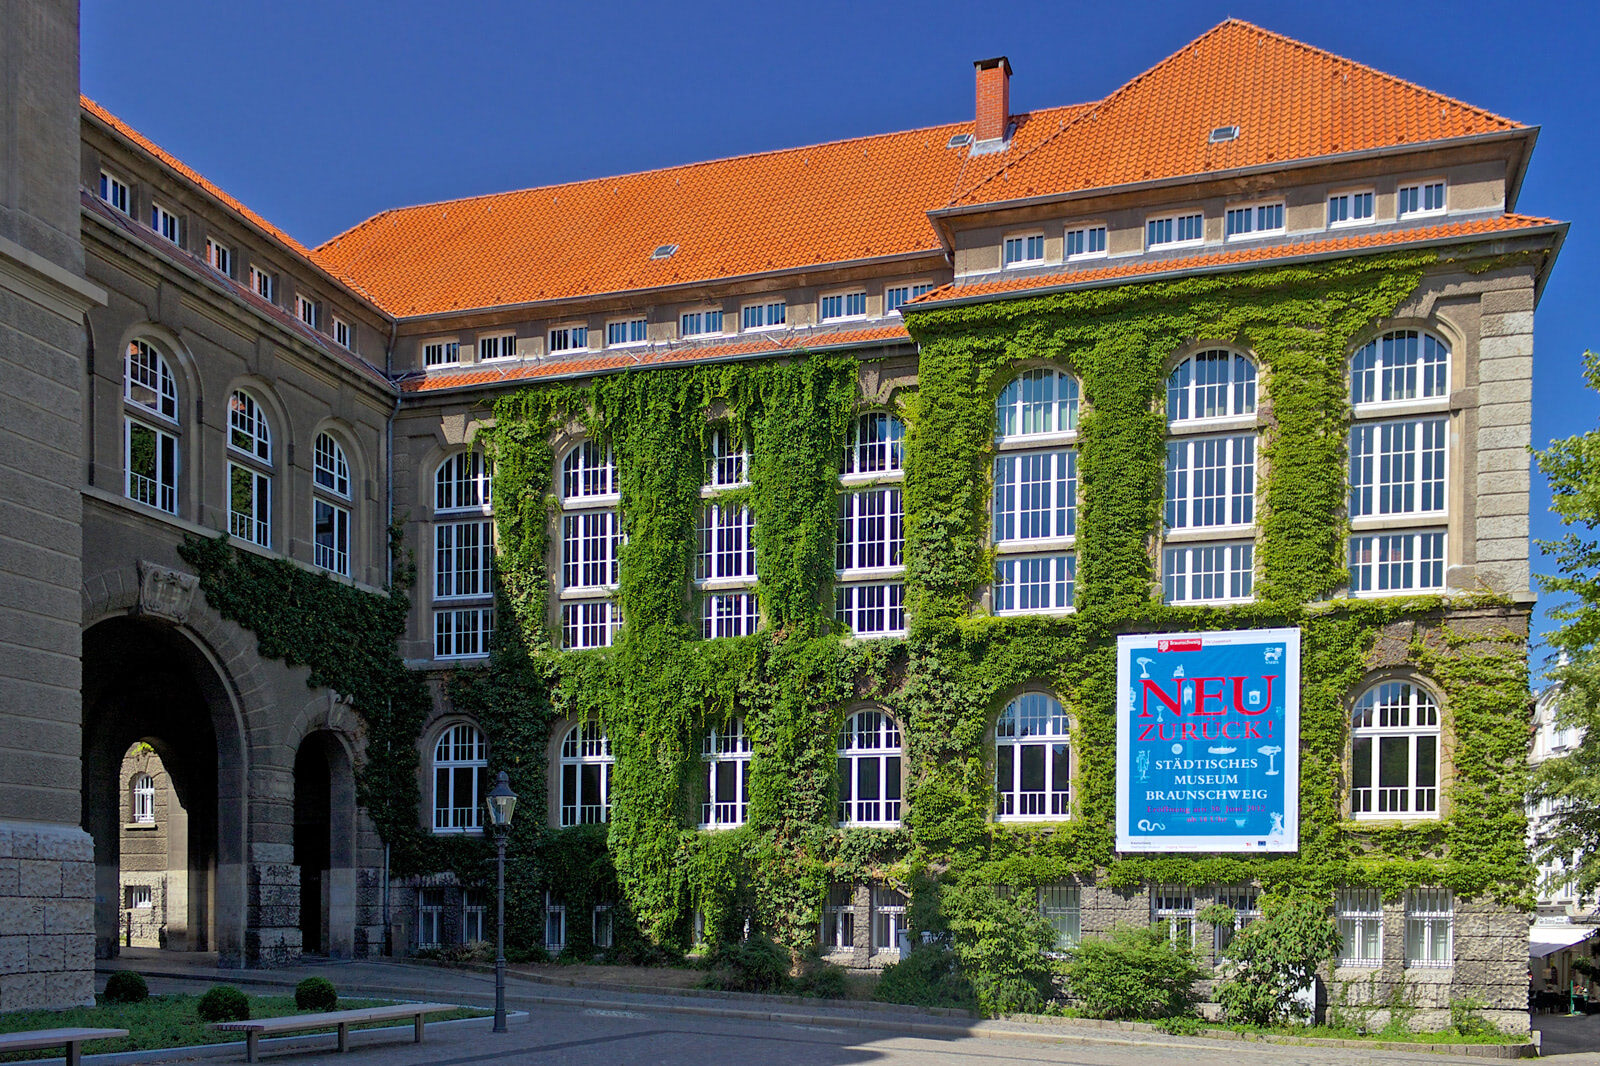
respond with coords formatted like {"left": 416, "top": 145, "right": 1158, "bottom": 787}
{"left": 311, "top": 104, "right": 1091, "bottom": 319}
{"left": 912, "top": 214, "right": 1562, "bottom": 305}
{"left": 400, "top": 324, "right": 913, "bottom": 394}
{"left": 949, "top": 19, "right": 1524, "bottom": 210}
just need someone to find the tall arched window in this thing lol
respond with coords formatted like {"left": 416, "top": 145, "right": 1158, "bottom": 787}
{"left": 560, "top": 442, "right": 622, "bottom": 649}
{"left": 227, "top": 390, "right": 272, "bottom": 547}
{"left": 1163, "top": 350, "right": 1258, "bottom": 606}
{"left": 432, "top": 723, "right": 487, "bottom": 832}
{"left": 130, "top": 772, "right": 155, "bottom": 824}
{"left": 995, "top": 693, "right": 1070, "bottom": 820}
{"left": 1347, "top": 330, "right": 1450, "bottom": 597}
{"left": 312, "top": 432, "right": 352, "bottom": 575}
{"left": 124, "top": 340, "right": 179, "bottom": 514}
{"left": 836, "top": 709, "right": 902, "bottom": 827}
{"left": 559, "top": 722, "right": 613, "bottom": 826}
{"left": 838, "top": 414, "right": 906, "bottom": 637}
{"left": 701, "top": 718, "right": 752, "bottom": 828}
{"left": 434, "top": 452, "right": 494, "bottom": 659}
{"left": 993, "top": 370, "right": 1078, "bottom": 615}
{"left": 705, "top": 426, "right": 749, "bottom": 489}
{"left": 1350, "top": 680, "right": 1440, "bottom": 819}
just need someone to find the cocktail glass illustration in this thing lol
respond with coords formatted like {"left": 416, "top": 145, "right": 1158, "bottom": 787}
{"left": 1258, "top": 745, "right": 1282, "bottom": 775}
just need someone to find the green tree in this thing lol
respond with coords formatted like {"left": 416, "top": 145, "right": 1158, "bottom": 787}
{"left": 1531, "top": 350, "right": 1600, "bottom": 895}
{"left": 1062, "top": 924, "right": 1201, "bottom": 1020}
{"left": 1212, "top": 896, "right": 1341, "bottom": 1025}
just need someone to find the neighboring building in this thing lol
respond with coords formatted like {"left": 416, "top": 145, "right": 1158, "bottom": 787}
{"left": 1528, "top": 676, "right": 1597, "bottom": 1005}
{"left": 0, "top": 13, "right": 1562, "bottom": 1029}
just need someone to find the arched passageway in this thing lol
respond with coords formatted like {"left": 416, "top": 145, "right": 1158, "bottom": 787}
{"left": 294, "top": 730, "right": 358, "bottom": 958}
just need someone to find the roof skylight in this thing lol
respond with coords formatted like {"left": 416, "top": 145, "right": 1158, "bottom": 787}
{"left": 651, "top": 244, "right": 678, "bottom": 260}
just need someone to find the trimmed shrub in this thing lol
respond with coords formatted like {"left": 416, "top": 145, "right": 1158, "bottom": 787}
{"left": 197, "top": 984, "right": 251, "bottom": 1022}
{"left": 701, "top": 933, "right": 789, "bottom": 993}
{"left": 294, "top": 976, "right": 338, "bottom": 1011}
{"left": 792, "top": 953, "right": 848, "bottom": 999}
{"left": 874, "top": 947, "right": 979, "bottom": 1011}
{"left": 1213, "top": 896, "right": 1341, "bottom": 1026}
{"left": 1062, "top": 924, "right": 1200, "bottom": 1020}
{"left": 103, "top": 971, "right": 148, "bottom": 1004}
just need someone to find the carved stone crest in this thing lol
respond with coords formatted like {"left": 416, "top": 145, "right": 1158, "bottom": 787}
{"left": 136, "top": 561, "right": 199, "bottom": 623}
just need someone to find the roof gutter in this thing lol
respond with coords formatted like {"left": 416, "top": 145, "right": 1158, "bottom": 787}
{"left": 912, "top": 222, "right": 1569, "bottom": 312}
{"left": 929, "top": 129, "right": 1539, "bottom": 220}
{"left": 1505, "top": 126, "right": 1541, "bottom": 213}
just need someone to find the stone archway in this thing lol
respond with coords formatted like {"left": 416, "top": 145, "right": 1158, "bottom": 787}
{"left": 293, "top": 728, "right": 359, "bottom": 959}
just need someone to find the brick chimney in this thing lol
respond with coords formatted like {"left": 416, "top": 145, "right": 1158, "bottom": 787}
{"left": 974, "top": 56, "right": 1012, "bottom": 145}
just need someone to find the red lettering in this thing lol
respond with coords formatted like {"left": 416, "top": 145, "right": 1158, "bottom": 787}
{"left": 1140, "top": 679, "right": 1183, "bottom": 719}
{"left": 1180, "top": 723, "right": 1200, "bottom": 741}
{"left": 1193, "top": 677, "right": 1226, "bottom": 715}
{"left": 1138, "top": 724, "right": 1157, "bottom": 742}
{"left": 1201, "top": 721, "right": 1220, "bottom": 741}
{"left": 1245, "top": 723, "right": 1261, "bottom": 739}
{"left": 1223, "top": 721, "right": 1241, "bottom": 740}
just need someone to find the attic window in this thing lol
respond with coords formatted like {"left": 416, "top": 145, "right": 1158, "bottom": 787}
{"left": 1208, "top": 125, "right": 1241, "bottom": 144}
{"left": 947, "top": 133, "right": 974, "bottom": 149}
{"left": 651, "top": 244, "right": 678, "bottom": 260}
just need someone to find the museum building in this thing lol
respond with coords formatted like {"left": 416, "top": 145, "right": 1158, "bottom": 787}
{"left": 0, "top": 5, "right": 1562, "bottom": 1029}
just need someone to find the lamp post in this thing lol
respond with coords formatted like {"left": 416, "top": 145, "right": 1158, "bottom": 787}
{"left": 485, "top": 771, "right": 518, "bottom": 1034}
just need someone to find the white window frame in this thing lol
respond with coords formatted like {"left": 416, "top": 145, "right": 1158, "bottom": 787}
{"left": 993, "top": 449, "right": 1077, "bottom": 544}
{"left": 996, "top": 368, "right": 1079, "bottom": 441}
{"left": 820, "top": 290, "right": 868, "bottom": 322}
{"left": 544, "top": 892, "right": 566, "bottom": 954}
{"left": 462, "top": 890, "right": 487, "bottom": 944}
{"left": 131, "top": 773, "right": 155, "bottom": 824}
{"left": 434, "top": 517, "right": 494, "bottom": 599}
{"left": 1348, "top": 530, "right": 1446, "bottom": 597}
{"left": 435, "top": 607, "right": 493, "bottom": 659}
{"left": 99, "top": 170, "right": 130, "bottom": 215}
{"left": 314, "top": 432, "right": 351, "bottom": 498}
{"left": 312, "top": 432, "right": 352, "bottom": 576}
{"left": 741, "top": 300, "right": 786, "bottom": 332}
{"left": 295, "top": 293, "right": 319, "bottom": 330}
{"left": 1064, "top": 225, "right": 1108, "bottom": 261}
{"left": 836, "top": 710, "right": 902, "bottom": 827}
{"left": 126, "top": 418, "right": 179, "bottom": 516}
{"left": 333, "top": 316, "right": 351, "bottom": 350}
{"left": 994, "top": 552, "right": 1075, "bottom": 613}
{"left": 125, "top": 884, "right": 153, "bottom": 910}
{"left": 125, "top": 339, "right": 179, "bottom": 422}
{"left": 1224, "top": 201, "right": 1285, "bottom": 241}
{"left": 151, "top": 202, "right": 181, "bottom": 244}
{"left": 1040, "top": 883, "right": 1081, "bottom": 951}
{"left": 1167, "top": 350, "right": 1257, "bottom": 425}
{"left": 560, "top": 442, "right": 620, "bottom": 596}
{"left": 228, "top": 389, "right": 272, "bottom": 463}
{"left": 837, "top": 488, "right": 903, "bottom": 574}
{"left": 1002, "top": 232, "right": 1046, "bottom": 268}
{"left": 1350, "top": 681, "right": 1441, "bottom": 820}
{"left": 1349, "top": 330, "right": 1451, "bottom": 410}
{"left": 1336, "top": 887, "right": 1383, "bottom": 967}
{"left": 702, "top": 591, "right": 759, "bottom": 639}
{"left": 228, "top": 461, "right": 271, "bottom": 548}
{"left": 1328, "top": 188, "right": 1375, "bottom": 228}
{"left": 995, "top": 693, "right": 1071, "bottom": 821}
{"left": 835, "top": 582, "right": 905, "bottom": 637}
{"left": 679, "top": 308, "right": 724, "bottom": 337}
{"left": 559, "top": 722, "right": 613, "bottom": 826}
{"left": 841, "top": 413, "right": 905, "bottom": 480}
{"left": 562, "top": 600, "right": 622, "bottom": 650}
{"left": 704, "top": 427, "right": 749, "bottom": 489}
{"left": 423, "top": 340, "right": 461, "bottom": 367}
{"left": 1165, "top": 434, "right": 1255, "bottom": 531}
{"left": 821, "top": 885, "right": 855, "bottom": 952}
{"left": 697, "top": 504, "right": 756, "bottom": 582}
{"left": 1213, "top": 884, "right": 1262, "bottom": 953}
{"left": 872, "top": 887, "right": 907, "bottom": 953}
{"left": 1397, "top": 180, "right": 1447, "bottom": 220}
{"left": 701, "top": 718, "right": 752, "bottom": 828}
{"left": 593, "top": 904, "right": 614, "bottom": 949}
{"left": 1162, "top": 541, "right": 1255, "bottom": 606}
{"left": 478, "top": 332, "right": 517, "bottom": 361}
{"left": 432, "top": 723, "right": 487, "bottom": 832}
{"left": 205, "top": 237, "right": 233, "bottom": 275}
{"left": 1405, "top": 888, "right": 1452, "bottom": 968}
{"left": 1153, "top": 883, "right": 1197, "bottom": 948}
{"left": 249, "top": 264, "right": 274, "bottom": 302}
{"left": 884, "top": 282, "right": 934, "bottom": 315}
{"left": 436, "top": 452, "right": 492, "bottom": 514}
{"left": 417, "top": 889, "right": 444, "bottom": 949}
{"left": 547, "top": 325, "right": 588, "bottom": 353}
{"left": 1349, "top": 418, "right": 1448, "bottom": 520}
{"left": 606, "top": 317, "right": 648, "bottom": 347}
{"left": 1147, "top": 212, "right": 1204, "bottom": 250}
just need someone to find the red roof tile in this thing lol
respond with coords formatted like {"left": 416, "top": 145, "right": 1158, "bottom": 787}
{"left": 948, "top": 20, "right": 1523, "bottom": 209}
{"left": 912, "top": 214, "right": 1561, "bottom": 305}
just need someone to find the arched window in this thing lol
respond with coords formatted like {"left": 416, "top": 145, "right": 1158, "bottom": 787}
{"left": 995, "top": 368, "right": 1078, "bottom": 440}
{"left": 1166, "top": 349, "right": 1256, "bottom": 424}
{"left": 838, "top": 415, "right": 907, "bottom": 636}
{"left": 434, "top": 452, "right": 494, "bottom": 659}
{"left": 312, "top": 432, "right": 351, "bottom": 575}
{"left": 705, "top": 427, "right": 749, "bottom": 489}
{"left": 559, "top": 722, "right": 613, "bottom": 826}
{"left": 559, "top": 442, "right": 621, "bottom": 649}
{"left": 701, "top": 718, "right": 752, "bottom": 828}
{"left": 124, "top": 340, "right": 179, "bottom": 514}
{"left": 836, "top": 710, "right": 902, "bottom": 827}
{"left": 1350, "top": 681, "right": 1440, "bottom": 819}
{"left": 1350, "top": 330, "right": 1449, "bottom": 407}
{"left": 227, "top": 390, "right": 272, "bottom": 547}
{"left": 432, "top": 723, "right": 487, "bottom": 832}
{"left": 841, "top": 413, "right": 904, "bottom": 477}
{"left": 130, "top": 772, "right": 155, "bottom": 824}
{"left": 995, "top": 693, "right": 1070, "bottom": 820}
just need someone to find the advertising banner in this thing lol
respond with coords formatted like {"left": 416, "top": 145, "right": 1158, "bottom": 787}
{"left": 1115, "top": 627, "right": 1300, "bottom": 853}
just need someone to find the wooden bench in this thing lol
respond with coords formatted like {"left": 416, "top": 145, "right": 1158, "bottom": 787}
{"left": 211, "top": 1003, "right": 458, "bottom": 1062}
{"left": 0, "top": 1027, "right": 129, "bottom": 1066}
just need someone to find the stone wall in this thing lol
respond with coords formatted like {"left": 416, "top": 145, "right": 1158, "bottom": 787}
{"left": 0, "top": 823, "right": 95, "bottom": 1011}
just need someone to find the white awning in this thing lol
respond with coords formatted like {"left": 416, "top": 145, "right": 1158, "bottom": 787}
{"left": 1531, "top": 925, "right": 1598, "bottom": 958}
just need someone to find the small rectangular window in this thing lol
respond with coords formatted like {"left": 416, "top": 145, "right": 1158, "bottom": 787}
{"left": 1147, "top": 213, "right": 1204, "bottom": 249}
{"left": 834, "top": 583, "right": 905, "bottom": 637}
{"left": 125, "top": 884, "right": 153, "bottom": 910}
{"left": 1064, "top": 226, "right": 1107, "bottom": 260}
{"left": 1163, "top": 542, "right": 1254, "bottom": 605}
{"left": 1405, "top": 888, "right": 1452, "bottom": 968}
{"left": 126, "top": 419, "right": 179, "bottom": 515}
{"left": 994, "top": 553, "right": 1075, "bottom": 613}
{"left": 1336, "top": 888, "right": 1383, "bottom": 967}
{"left": 418, "top": 889, "right": 444, "bottom": 949}
{"left": 100, "top": 171, "right": 131, "bottom": 215}
{"left": 151, "top": 203, "right": 181, "bottom": 244}
{"left": 820, "top": 291, "right": 867, "bottom": 321}
{"left": 680, "top": 310, "right": 723, "bottom": 337}
{"left": 562, "top": 600, "right": 620, "bottom": 650}
{"left": 873, "top": 887, "right": 907, "bottom": 953}
{"left": 295, "top": 294, "right": 319, "bottom": 329}
{"left": 314, "top": 498, "right": 350, "bottom": 576}
{"left": 1349, "top": 531, "right": 1446, "bottom": 595}
{"left": 547, "top": 326, "right": 588, "bottom": 352}
{"left": 1152, "top": 883, "right": 1196, "bottom": 948}
{"left": 1328, "top": 190, "right": 1375, "bottom": 227}
{"left": 423, "top": 340, "right": 460, "bottom": 367}
{"left": 1398, "top": 181, "right": 1446, "bottom": 218}
{"left": 434, "top": 607, "right": 494, "bottom": 659}
{"left": 1003, "top": 233, "right": 1045, "bottom": 267}
{"left": 741, "top": 300, "right": 786, "bottom": 330}
{"left": 249, "top": 264, "right": 274, "bottom": 302}
{"left": 478, "top": 333, "right": 516, "bottom": 360}
{"left": 333, "top": 317, "right": 351, "bottom": 350}
{"left": 205, "top": 237, "right": 233, "bottom": 276}
{"left": 1039, "top": 884, "right": 1081, "bottom": 950}
{"left": 702, "top": 592, "right": 759, "bottom": 639}
{"left": 884, "top": 283, "right": 934, "bottom": 314}
{"left": 606, "top": 318, "right": 648, "bottom": 346}
{"left": 821, "top": 885, "right": 855, "bottom": 951}
{"left": 1225, "top": 202, "right": 1284, "bottom": 239}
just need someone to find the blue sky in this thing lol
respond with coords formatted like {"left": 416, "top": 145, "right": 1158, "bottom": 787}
{"left": 81, "top": 0, "right": 1597, "bottom": 666}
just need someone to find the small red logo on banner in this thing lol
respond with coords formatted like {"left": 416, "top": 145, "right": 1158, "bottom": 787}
{"left": 1157, "top": 638, "right": 1203, "bottom": 652}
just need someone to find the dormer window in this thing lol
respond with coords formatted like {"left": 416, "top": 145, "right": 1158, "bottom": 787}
{"left": 885, "top": 284, "right": 934, "bottom": 314}
{"left": 548, "top": 326, "right": 588, "bottom": 353}
{"left": 1147, "top": 213, "right": 1204, "bottom": 250}
{"left": 1003, "top": 233, "right": 1045, "bottom": 267}
{"left": 1224, "top": 202, "right": 1284, "bottom": 240}
{"left": 333, "top": 317, "right": 352, "bottom": 350}
{"left": 423, "top": 340, "right": 460, "bottom": 367}
{"left": 820, "top": 291, "right": 867, "bottom": 322}
{"left": 249, "top": 264, "right": 274, "bottom": 302}
{"left": 680, "top": 310, "right": 723, "bottom": 337}
{"left": 1328, "top": 190, "right": 1375, "bottom": 227}
{"left": 1398, "top": 181, "right": 1447, "bottom": 219}
{"left": 741, "top": 301, "right": 786, "bottom": 331}
{"left": 1064, "top": 226, "right": 1107, "bottom": 260}
{"left": 99, "top": 171, "right": 130, "bottom": 215}
{"left": 205, "top": 237, "right": 232, "bottom": 276}
{"left": 478, "top": 333, "right": 516, "bottom": 360}
{"left": 151, "top": 203, "right": 181, "bottom": 245}
{"left": 607, "top": 318, "right": 647, "bottom": 346}
{"left": 295, "top": 294, "right": 320, "bottom": 330}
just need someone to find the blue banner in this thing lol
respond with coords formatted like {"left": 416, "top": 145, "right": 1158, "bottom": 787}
{"left": 1116, "top": 628, "right": 1300, "bottom": 853}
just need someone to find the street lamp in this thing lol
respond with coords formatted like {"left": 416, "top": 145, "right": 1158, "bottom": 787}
{"left": 485, "top": 771, "right": 518, "bottom": 1034}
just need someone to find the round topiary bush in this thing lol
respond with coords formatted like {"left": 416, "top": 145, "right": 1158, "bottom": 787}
{"left": 294, "top": 976, "right": 338, "bottom": 1011}
{"left": 196, "top": 984, "right": 250, "bottom": 1022}
{"left": 102, "top": 971, "right": 148, "bottom": 1004}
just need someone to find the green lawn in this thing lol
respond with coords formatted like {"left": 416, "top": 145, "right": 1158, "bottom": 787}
{"left": 0, "top": 993, "right": 487, "bottom": 1061}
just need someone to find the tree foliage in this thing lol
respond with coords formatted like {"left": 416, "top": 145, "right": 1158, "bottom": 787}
{"left": 1062, "top": 924, "right": 1201, "bottom": 1020}
{"left": 1213, "top": 895, "right": 1341, "bottom": 1025}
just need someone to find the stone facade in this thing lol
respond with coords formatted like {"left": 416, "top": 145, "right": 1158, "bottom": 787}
{"left": 0, "top": 823, "right": 95, "bottom": 1012}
